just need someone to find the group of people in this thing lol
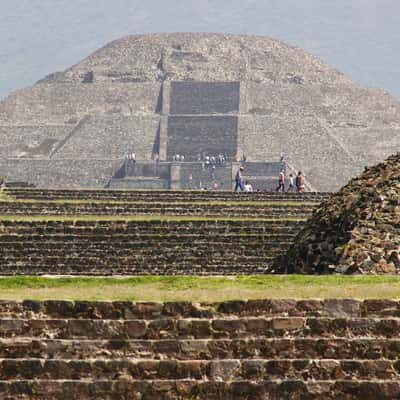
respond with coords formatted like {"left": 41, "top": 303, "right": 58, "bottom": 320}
{"left": 172, "top": 154, "right": 185, "bottom": 162}
{"left": 124, "top": 151, "right": 137, "bottom": 176}
{"left": 276, "top": 170, "right": 305, "bottom": 192}
{"left": 125, "top": 151, "right": 136, "bottom": 163}
{"left": 201, "top": 153, "right": 227, "bottom": 166}
{"left": 234, "top": 166, "right": 305, "bottom": 193}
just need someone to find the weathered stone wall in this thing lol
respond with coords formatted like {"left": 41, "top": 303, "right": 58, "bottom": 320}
{"left": 0, "top": 218, "right": 302, "bottom": 275}
{"left": 0, "top": 82, "right": 161, "bottom": 124}
{"left": 238, "top": 81, "right": 400, "bottom": 191}
{"left": 169, "top": 81, "right": 240, "bottom": 114}
{"left": 0, "top": 299, "right": 400, "bottom": 399}
{"left": 0, "top": 159, "right": 121, "bottom": 188}
{"left": 52, "top": 115, "right": 160, "bottom": 159}
{"left": 0, "top": 201, "right": 316, "bottom": 217}
{"left": 4, "top": 188, "right": 329, "bottom": 201}
{"left": 167, "top": 116, "right": 238, "bottom": 161}
{"left": 171, "top": 162, "right": 233, "bottom": 189}
{"left": 0, "top": 125, "right": 73, "bottom": 157}
{"left": 108, "top": 177, "right": 168, "bottom": 189}
{"left": 238, "top": 114, "right": 362, "bottom": 191}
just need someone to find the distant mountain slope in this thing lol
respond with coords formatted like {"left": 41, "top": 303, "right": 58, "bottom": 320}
{"left": 0, "top": 0, "right": 400, "bottom": 100}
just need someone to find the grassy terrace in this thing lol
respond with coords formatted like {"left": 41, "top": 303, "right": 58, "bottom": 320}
{"left": 0, "top": 275, "right": 399, "bottom": 301}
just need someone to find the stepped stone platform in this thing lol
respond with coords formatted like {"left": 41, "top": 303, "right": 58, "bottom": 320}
{"left": 0, "top": 189, "right": 327, "bottom": 275}
{"left": 0, "top": 201, "right": 316, "bottom": 217}
{"left": 4, "top": 188, "right": 330, "bottom": 202}
{"left": 0, "top": 299, "right": 399, "bottom": 399}
{"left": 0, "top": 219, "right": 301, "bottom": 275}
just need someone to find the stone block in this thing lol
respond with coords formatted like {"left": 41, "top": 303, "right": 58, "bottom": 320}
{"left": 208, "top": 360, "right": 240, "bottom": 381}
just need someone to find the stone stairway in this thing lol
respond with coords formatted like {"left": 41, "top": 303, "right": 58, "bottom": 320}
{"left": 0, "top": 201, "right": 316, "bottom": 217}
{"left": 0, "top": 189, "right": 328, "bottom": 275}
{"left": 0, "top": 299, "right": 399, "bottom": 399}
{"left": 0, "top": 220, "right": 300, "bottom": 274}
{"left": 4, "top": 188, "right": 330, "bottom": 202}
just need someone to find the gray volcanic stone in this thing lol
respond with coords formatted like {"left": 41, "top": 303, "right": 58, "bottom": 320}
{"left": 1, "top": 33, "right": 400, "bottom": 190}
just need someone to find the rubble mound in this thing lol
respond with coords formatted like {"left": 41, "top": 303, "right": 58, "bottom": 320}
{"left": 282, "top": 153, "right": 400, "bottom": 274}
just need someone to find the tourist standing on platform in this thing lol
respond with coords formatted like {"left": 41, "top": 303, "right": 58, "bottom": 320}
{"left": 234, "top": 166, "right": 245, "bottom": 192}
{"left": 276, "top": 170, "right": 285, "bottom": 192}
{"left": 296, "top": 171, "right": 304, "bottom": 192}
{"left": 287, "top": 173, "right": 295, "bottom": 192}
{"left": 280, "top": 153, "right": 287, "bottom": 173}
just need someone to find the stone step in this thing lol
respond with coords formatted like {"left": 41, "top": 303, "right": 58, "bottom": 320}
{"left": 0, "top": 299, "right": 394, "bottom": 320}
{"left": 0, "top": 233, "right": 296, "bottom": 242}
{"left": 0, "top": 229, "right": 300, "bottom": 236}
{"left": 0, "top": 246, "right": 284, "bottom": 256}
{"left": 0, "top": 379, "right": 398, "bottom": 399}
{"left": 0, "top": 221, "right": 300, "bottom": 230}
{"left": 0, "top": 266, "right": 273, "bottom": 276}
{"left": 0, "top": 317, "right": 398, "bottom": 339}
{"left": 0, "top": 209, "right": 313, "bottom": 217}
{"left": 0, "top": 238, "right": 292, "bottom": 246}
{"left": 0, "top": 202, "right": 316, "bottom": 214}
{"left": 0, "top": 219, "right": 301, "bottom": 227}
{"left": 0, "top": 255, "right": 279, "bottom": 265}
{"left": 5, "top": 188, "right": 330, "bottom": 200}
{"left": 0, "top": 252, "right": 277, "bottom": 261}
{"left": 0, "top": 359, "right": 399, "bottom": 381}
{"left": 4, "top": 190, "right": 328, "bottom": 196}
{"left": 0, "top": 260, "right": 275, "bottom": 275}
{"left": 0, "top": 227, "right": 300, "bottom": 236}
{"left": 0, "top": 201, "right": 318, "bottom": 208}
{"left": 0, "top": 338, "right": 399, "bottom": 360}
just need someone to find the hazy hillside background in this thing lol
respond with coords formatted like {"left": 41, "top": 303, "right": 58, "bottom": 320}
{"left": 1, "top": 0, "right": 399, "bottom": 100}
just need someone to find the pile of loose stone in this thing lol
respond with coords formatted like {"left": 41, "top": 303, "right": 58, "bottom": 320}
{"left": 280, "top": 153, "right": 400, "bottom": 274}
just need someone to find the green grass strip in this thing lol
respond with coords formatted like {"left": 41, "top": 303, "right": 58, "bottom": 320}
{"left": 0, "top": 275, "right": 398, "bottom": 290}
{"left": 1, "top": 275, "right": 400, "bottom": 301}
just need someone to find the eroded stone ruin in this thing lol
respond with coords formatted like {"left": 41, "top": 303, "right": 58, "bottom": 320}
{"left": 281, "top": 153, "right": 400, "bottom": 274}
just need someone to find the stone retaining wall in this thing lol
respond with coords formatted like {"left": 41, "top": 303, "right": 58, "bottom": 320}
{"left": 0, "top": 219, "right": 300, "bottom": 275}
{"left": 0, "top": 201, "right": 316, "bottom": 216}
{"left": 4, "top": 188, "right": 330, "bottom": 201}
{"left": 0, "top": 299, "right": 399, "bottom": 399}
